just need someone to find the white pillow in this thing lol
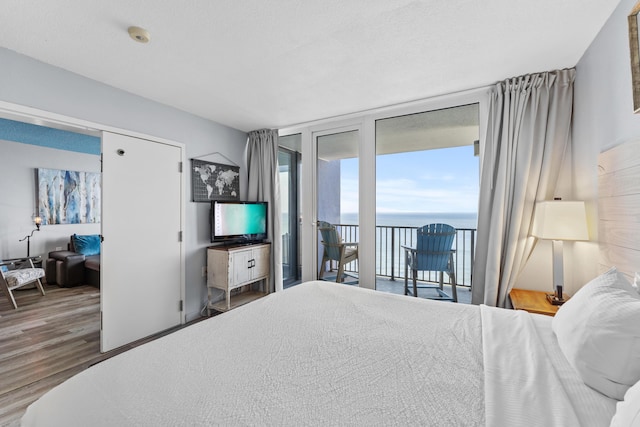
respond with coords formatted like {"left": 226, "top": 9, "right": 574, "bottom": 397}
{"left": 610, "top": 380, "right": 640, "bottom": 427}
{"left": 552, "top": 267, "right": 640, "bottom": 400}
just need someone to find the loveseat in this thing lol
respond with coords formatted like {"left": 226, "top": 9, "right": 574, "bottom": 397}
{"left": 46, "top": 234, "right": 101, "bottom": 287}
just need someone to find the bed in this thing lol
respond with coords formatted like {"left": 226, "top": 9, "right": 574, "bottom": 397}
{"left": 21, "top": 278, "right": 630, "bottom": 426}
{"left": 21, "top": 141, "right": 640, "bottom": 426}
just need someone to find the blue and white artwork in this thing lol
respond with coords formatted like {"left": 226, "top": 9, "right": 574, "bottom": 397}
{"left": 37, "top": 168, "right": 101, "bottom": 225}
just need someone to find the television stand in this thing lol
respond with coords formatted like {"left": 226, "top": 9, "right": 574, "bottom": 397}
{"left": 206, "top": 242, "right": 270, "bottom": 315}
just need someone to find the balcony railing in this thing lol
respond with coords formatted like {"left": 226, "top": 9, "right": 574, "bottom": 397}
{"left": 334, "top": 224, "right": 476, "bottom": 287}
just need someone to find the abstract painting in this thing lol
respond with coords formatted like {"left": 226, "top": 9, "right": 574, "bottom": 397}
{"left": 37, "top": 168, "right": 101, "bottom": 224}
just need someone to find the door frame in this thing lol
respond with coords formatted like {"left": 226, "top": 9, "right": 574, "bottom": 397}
{"left": 280, "top": 87, "right": 490, "bottom": 290}
{"left": 278, "top": 146, "right": 301, "bottom": 287}
{"left": 309, "top": 122, "right": 364, "bottom": 285}
{"left": 0, "top": 100, "right": 187, "bottom": 326}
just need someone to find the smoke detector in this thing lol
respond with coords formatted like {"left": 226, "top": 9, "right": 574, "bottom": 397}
{"left": 128, "top": 26, "right": 151, "bottom": 44}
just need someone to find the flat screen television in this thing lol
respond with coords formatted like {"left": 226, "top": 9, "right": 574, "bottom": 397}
{"left": 211, "top": 201, "right": 268, "bottom": 244}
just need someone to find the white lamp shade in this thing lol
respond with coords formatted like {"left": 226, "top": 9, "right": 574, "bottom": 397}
{"left": 532, "top": 200, "right": 589, "bottom": 241}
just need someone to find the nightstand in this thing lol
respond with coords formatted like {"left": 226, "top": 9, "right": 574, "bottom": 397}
{"left": 509, "top": 288, "right": 569, "bottom": 317}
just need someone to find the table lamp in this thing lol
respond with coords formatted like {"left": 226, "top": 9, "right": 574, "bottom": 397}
{"left": 531, "top": 199, "right": 588, "bottom": 305}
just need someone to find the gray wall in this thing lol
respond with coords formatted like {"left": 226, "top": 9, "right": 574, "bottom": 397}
{"left": 0, "top": 48, "right": 248, "bottom": 321}
{"left": 572, "top": 0, "right": 640, "bottom": 289}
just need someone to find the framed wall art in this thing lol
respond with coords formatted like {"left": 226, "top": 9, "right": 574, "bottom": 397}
{"left": 37, "top": 168, "right": 101, "bottom": 224}
{"left": 191, "top": 159, "right": 240, "bottom": 202}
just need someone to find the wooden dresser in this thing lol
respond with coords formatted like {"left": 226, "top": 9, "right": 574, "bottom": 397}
{"left": 207, "top": 242, "right": 270, "bottom": 315}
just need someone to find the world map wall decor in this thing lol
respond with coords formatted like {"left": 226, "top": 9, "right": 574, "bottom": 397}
{"left": 37, "top": 168, "right": 101, "bottom": 224}
{"left": 191, "top": 159, "right": 240, "bottom": 202}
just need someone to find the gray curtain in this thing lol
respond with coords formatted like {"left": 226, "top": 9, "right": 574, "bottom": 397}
{"left": 247, "top": 129, "right": 283, "bottom": 292}
{"left": 472, "top": 69, "right": 575, "bottom": 307}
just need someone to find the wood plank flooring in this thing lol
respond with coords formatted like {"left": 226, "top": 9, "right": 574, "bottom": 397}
{"left": 0, "top": 283, "right": 205, "bottom": 426}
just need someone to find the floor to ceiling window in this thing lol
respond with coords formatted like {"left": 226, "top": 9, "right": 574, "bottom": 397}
{"left": 374, "top": 104, "right": 480, "bottom": 302}
{"left": 280, "top": 88, "right": 487, "bottom": 289}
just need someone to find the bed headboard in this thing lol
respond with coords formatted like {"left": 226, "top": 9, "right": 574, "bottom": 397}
{"left": 597, "top": 140, "right": 640, "bottom": 283}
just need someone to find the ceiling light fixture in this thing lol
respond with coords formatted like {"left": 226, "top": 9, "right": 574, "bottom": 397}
{"left": 128, "top": 26, "right": 151, "bottom": 44}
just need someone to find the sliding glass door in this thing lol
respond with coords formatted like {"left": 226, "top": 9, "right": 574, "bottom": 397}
{"left": 279, "top": 136, "right": 302, "bottom": 288}
{"left": 374, "top": 104, "right": 480, "bottom": 300}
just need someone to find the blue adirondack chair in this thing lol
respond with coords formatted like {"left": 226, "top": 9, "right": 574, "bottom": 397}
{"left": 402, "top": 223, "right": 458, "bottom": 302}
{"left": 318, "top": 221, "right": 358, "bottom": 283}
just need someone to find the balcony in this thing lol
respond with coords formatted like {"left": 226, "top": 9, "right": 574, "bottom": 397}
{"left": 320, "top": 224, "right": 475, "bottom": 303}
{"left": 284, "top": 224, "right": 476, "bottom": 303}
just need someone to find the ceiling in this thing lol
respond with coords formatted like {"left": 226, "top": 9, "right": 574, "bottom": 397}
{"left": 0, "top": 0, "right": 622, "bottom": 132}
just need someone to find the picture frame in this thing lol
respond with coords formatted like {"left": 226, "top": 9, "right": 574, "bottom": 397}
{"left": 37, "top": 168, "right": 101, "bottom": 224}
{"left": 628, "top": 2, "right": 640, "bottom": 113}
{"left": 191, "top": 159, "right": 240, "bottom": 202}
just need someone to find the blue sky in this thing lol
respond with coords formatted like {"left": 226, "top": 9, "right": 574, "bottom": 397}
{"left": 341, "top": 145, "right": 479, "bottom": 213}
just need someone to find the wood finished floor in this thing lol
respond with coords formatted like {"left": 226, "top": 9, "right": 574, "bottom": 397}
{"left": 0, "top": 283, "right": 205, "bottom": 426}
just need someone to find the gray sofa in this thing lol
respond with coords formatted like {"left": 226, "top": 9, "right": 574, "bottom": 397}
{"left": 46, "top": 234, "right": 100, "bottom": 287}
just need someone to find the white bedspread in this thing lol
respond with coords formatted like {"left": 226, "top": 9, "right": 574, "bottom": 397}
{"left": 21, "top": 281, "right": 615, "bottom": 426}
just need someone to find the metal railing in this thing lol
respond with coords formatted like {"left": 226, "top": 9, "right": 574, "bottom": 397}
{"left": 334, "top": 224, "right": 476, "bottom": 287}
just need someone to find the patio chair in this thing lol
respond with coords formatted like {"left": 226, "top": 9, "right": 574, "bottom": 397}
{"left": 1, "top": 257, "right": 46, "bottom": 309}
{"left": 318, "top": 221, "right": 358, "bottom": 283}
{"left": 402, "top": 223, "right": 458, "bottom": 302}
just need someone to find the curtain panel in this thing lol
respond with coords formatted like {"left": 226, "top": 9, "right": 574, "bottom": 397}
{"left": 247, "top": 129, "right": 283, "bottom": 293}
{"left": 472, "top": 69, "right": 575, "bottom": 307}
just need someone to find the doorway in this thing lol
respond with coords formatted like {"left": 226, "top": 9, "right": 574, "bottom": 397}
{"left": 374, "top": 104, "right": 480, "bottom": 300}
{"left": 315, "top": 128, "right": 360, "bottom": 284}
{"left": 0, "top": 109, "right": 185, "bottom": 353}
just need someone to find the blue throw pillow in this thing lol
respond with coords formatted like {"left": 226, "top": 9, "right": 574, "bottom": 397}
{"left": 72, "top": 234, "right": 101, "bottom": 256}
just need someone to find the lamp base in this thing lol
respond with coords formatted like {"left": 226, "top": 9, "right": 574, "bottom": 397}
{"left": 546, "top": 293, "right": 566, "bottom": 306}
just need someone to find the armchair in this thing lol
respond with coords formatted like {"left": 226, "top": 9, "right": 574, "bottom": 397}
{"left": 1, "top": 257, "right": 46, "bottom": 309}
{"left": 318, "top": 221, "right": 358, "bottom": 283}
{"left": 403, "top": 223, "right": 458, "bottom": 302}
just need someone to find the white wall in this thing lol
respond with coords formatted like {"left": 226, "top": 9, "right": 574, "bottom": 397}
{"left": 0, "top": 48, "right": 248, "bottom": 321}
{"left": 0, "top": 139, "right": 101, "bottom": 258}
{"left": 571, "top": 0, "right": 640, "bottom": 294}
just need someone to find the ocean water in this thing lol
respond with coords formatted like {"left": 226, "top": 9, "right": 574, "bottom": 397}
{"left": 340, "top": 212, "right": 477, "bottom": 229}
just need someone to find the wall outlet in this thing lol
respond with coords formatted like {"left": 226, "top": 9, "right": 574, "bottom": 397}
{"left": 202, "top": 266, "right": 207, "bottom": 277}
{"left": 55, "top": 246, "right": 63, "bottom": 251}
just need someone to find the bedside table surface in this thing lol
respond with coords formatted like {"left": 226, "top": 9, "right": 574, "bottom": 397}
{"left": 509, "top": 288, "right": 565, "bottom": 316}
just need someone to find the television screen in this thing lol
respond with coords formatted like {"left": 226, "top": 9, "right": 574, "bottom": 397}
{"left": 211, "top": 201, "right": 268, "bottom": 243}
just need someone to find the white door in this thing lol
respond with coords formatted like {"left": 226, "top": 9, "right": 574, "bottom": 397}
{"left": 101, "top": 132, "right": 183, "bottom": 352}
